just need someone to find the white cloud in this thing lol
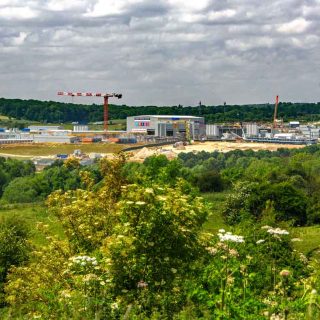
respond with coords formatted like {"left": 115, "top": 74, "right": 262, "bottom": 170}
{"left": 46, "top": 0, "right": 90, "bottom": 12}
{"left": 226, "top": 37, "right": 275, "bottom": 51}
{"left": 84, "top": 0, "right": 144, "bottom": 17}
{"left": 168, "top": 0, "right": 210, "bottom": 12}
{"left": 0, "top": 6, "right": 38, "bottom": 19}
{"left": 208, "top": 9, "right": 236, "bottom": 21}
{"left": 11, "top": 32, "right": 28, "bottom": 45}
{"left": 277, "top": 18, "right": 310, "bottom": 34}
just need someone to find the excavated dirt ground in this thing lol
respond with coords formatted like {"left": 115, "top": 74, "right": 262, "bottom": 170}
{"left": 129, "top": 141, "right": 305, "bottom": 161}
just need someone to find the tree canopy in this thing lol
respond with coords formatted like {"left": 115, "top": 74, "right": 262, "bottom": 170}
{"left": 1, "top": 97, "right": 320, "bottom": 123}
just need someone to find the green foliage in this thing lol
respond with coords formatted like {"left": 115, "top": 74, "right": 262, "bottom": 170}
{"left": 2, "top": 176, "right": 39, "bottom": 203}
{"left": 1, "top": 158, "right": 96, "bottom": 204}
{"left": 1, "top": 153, "right": 320, "bottom": 319}
{"left": 194, "top": 170, "right": 224, "bottom": 192}
{"left": 2, "top": 97, "right": 320, "bottom": 123}
{"left": 222, "top": 181, "right": 308, "bottom": 226}
{"left": 179, "top": 146, "right": 320, "bottom": 226}
{"left": 0, "top": 158, "right": 35, "bottom": 197}
{"left": 4, "top": 155, "right": 209, "bottom": 319}
{"left": 0, "top": 215, "right": 31, "bottom": 306}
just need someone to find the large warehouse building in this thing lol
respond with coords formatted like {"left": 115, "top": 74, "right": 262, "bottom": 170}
{"left": 127, "top": 115, "right": 205, "bottom": 140}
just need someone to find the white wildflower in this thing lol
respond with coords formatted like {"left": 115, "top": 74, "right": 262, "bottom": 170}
{"left": 261, "top": 225, "right": 271, "bottom": 229}
{"left": 291, "top": 238, "right": 302, "bottom": 242}
{"left": 229, "top": 248, "right": 239, "bottom": 257}
{"left": 71, "top": 255, "right": 97, "bottom": 266}
{"left": 111, "top": 302, "right": 119, "bottom": 310}
{"left": 218, "top": 231, "right": 244, "bottom": 243}
{"left": 267, "top": 227, "right": 289, "bottom": 235}
{"left": 218, "top": 229, "right": 225, "bottom": 233}
{"left": 206, "top": 247, "right": 218, "bottom": 255}
{"left": 135, "top": 201, "right": 146, "bottom": 205}
{"left": 137, "top": 280, "right": 148, "bottom": 288}
{"left": 256, "top": 239, "right": 265, "bottom": 244}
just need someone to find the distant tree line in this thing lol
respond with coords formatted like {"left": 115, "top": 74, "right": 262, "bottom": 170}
{"left": 1, "top": 98, "right": 320, "bottom": 123}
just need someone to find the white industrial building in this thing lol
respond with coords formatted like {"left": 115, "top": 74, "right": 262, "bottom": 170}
{"left": 33, "top": 134, "right": 78, "bottom": 143}
{"left": 127, "top": 115, "right": 205, "bottom": 140}
{"left": 28, "top": 125, "right": 63, "bottom": 132}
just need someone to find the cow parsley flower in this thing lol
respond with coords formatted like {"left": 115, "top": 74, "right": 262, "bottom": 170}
{"left": 70, "top": 255, "right": 98, "bottom": 267}
{"left": 218, "top": 231, "right": 244, "bottom": 243}
{"left": 256, "top": 239, "right": 265, "bottom": 244}
{"left": 135, "top": 201, "right": 146, "bottom": 205}
{"left": 267, "top": 227, "right": 289, "bottom": 235}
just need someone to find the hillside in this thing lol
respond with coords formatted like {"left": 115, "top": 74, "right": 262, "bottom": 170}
{"left": 1, "top": 97, "right": 320, "bottom": 124}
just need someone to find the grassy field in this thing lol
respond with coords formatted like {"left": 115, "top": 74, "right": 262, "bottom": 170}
{"left": 202, "top": 192, "right": 228, "bottom": 233}
{"left": 0, "top": 192, "right": 319, "bottom": 256}
{"left": 0, "top": 143, "right": 128, "bottom": 157}
{"left": 0, "top": 203, "right": 64, "bottom": 246}
{"left": 202, "top": 191, "right": 320, "bottom": 256}
{"left": 292, "top": 226, "right": 320, "bottom": 257}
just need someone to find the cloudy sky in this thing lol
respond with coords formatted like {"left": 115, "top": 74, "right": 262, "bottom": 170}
{"left": 0, "top": 0, "right": 320, "bottom": 106}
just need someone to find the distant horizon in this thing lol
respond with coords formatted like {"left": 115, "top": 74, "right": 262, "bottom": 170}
{"left": 1, "top": 96, "right": 320, "bottom": 107}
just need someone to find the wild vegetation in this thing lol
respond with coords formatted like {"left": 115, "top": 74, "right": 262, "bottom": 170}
{"left": 0, "top": 147, "right": 320, "bottom": 319}
{"left": 1, "top": 97, "right": 320, "bottom": 123}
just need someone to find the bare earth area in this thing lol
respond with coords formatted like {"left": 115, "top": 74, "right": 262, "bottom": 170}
{"left": 164, "top": 141, "right": 305, "bottom": 153}
{"left": 129, "top": 141, "right": 305, "bottom": 162}
{"left": 0, "top": 141, "right": 306, "bottom": 160}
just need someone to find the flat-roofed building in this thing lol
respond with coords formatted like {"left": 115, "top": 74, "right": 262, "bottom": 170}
{"left": 127, "top": 115, "right": 205, "bottom": 140}
{"left": 28, "top": 125, "right": 63, "bottom": 132}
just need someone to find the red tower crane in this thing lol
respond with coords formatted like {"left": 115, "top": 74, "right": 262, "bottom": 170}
{"left": 57, "top": 91, "right": 122, "bottom": 132}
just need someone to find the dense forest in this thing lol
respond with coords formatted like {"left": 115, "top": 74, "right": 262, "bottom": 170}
{"left": 1, "top": 97, "right": 320, "bottom": 123}
{"left": 1, "top": 146, "right": 320, "bottom": 318}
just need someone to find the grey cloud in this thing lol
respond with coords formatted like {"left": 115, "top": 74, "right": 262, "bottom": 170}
{"left": 0, "top": 0, "right": 320, "bottom": 105}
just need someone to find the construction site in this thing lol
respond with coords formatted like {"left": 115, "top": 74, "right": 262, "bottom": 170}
{"left": 0, "top": 93, "right": 317, "bottom": 164}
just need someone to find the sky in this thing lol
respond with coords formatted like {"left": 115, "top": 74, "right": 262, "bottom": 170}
{"left": 0, "top": 0, "right": 320, "bottom": 106}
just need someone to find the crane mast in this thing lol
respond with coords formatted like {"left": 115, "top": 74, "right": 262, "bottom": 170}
{"left": 273, "top": 95, "right": 279, "bottom": 129}
{"left": 57, "top": 91, "right": 122, "bottom": 132}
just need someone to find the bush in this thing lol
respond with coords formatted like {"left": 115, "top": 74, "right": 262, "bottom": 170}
{"left": 195, "top": 170, "right": 224, "bottom": 192}
{"left": 0, "top": 215, "right": 31, "bottom": 305}
{"left": 2, "top": 176, "right": 39, "bottom": 203}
